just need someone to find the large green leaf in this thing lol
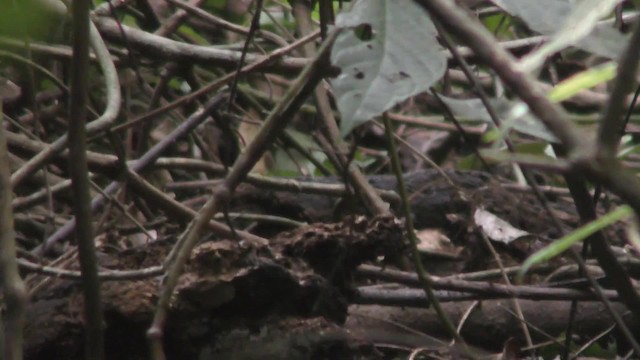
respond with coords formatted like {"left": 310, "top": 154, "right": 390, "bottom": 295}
{"left": 517, "top": 0, "right": 623, "bottom": 73}
{"left": 493, "top": 0, "right": 628, "bottom": 60}
{"left": 331, "top": 0, "right": 446, "bottom": 136}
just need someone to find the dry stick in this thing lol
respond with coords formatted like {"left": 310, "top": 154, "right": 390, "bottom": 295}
{"left": 110, "top": 29, "right": 320, "bottom": 134}
{"left": 91, "top": 0, "right": 128, "bottom": 16}
{"left": 496, "top": 306, "right": 570, "bottom": 352}
{"left": 24, "top": 246, "right": 78, "bottom": 295}
{"left": 0, "top": 107, "right": 28, "bottom": 360}
{"left": 292, "top": 0, "right": 389, "bottom": 216}
{"left": 11, "top": 21, "right": 314, "bottom": 191}
{"left": 11, "top": 150, "right": 401, "bottom": 211}
{"left": 438, "top": 17, "right": 578, "bottom": 350}
{"left": 525, "top": 68, "right": 635, "bottom": 360}
{"left": 124, "top": 169, "right": 267, "bottom": 246}
{"left": 163, "top": 175, "right": 400, "bottom": 202}
{"left": 11, "top": 21, "right": 121, "bottom": 188}
{"left": 571, "top": 323, "right": 616, "bottom": 358}
{"left": 563, "top": 10, "right": 640, "bottom": 355}
{"left": 68, "top": 0, "right": 104, "bottom": 358}
{"left": 356, "top": 265, "right": 622, "bottom": 302}
{"left": 88, "top": 178, "right": 157, "bottom": 241}
{"left": 92, "top": 16, "right": 309, "bottom": 73}
{"left": 479, "top": 233, "right": 533, "bottom": 348}
{"left": 414, "top": 0, "right": 583, "bottom": 151}
{"left": 19, "top": 167, "right": 275, "bottom": 282}
{"left": 33, "top": 94, "right": 227, "bottom": 255}
{"left": 17, "top": 258, "right": 163, "bottom": 281}
{"left": 432, "top": 18, "right": 561, "bottom": 223}
{"left": 227, "top": 0, "right": 264, "bottom": 109}
{"left": 382, "top": 114, "right": 474, "bottom": 358}
{"left": 360, "top": 257, "right": 640, "bottom": 283}
{"left": 279, "top": 130, "right": 333, "bottom": 176}
{"left": 597, "top": 16, "right": 640, "bottom": 157}
{"left": 414, "top": 0, "right": 640, "bottom": 348}
{"left": 582, "top": 25, "right": 640, "bottom": 338}
{"left": 5, "top": 130, "right": 381, "bottom": 210}
{"left": 387, "top": 112, "right": 486, "bottom": 135}
{"left": 146, "top": 30, "right": 339, "bottom": 360}
{"left": 135, "top": 62, "right": 184, "bottom": 157}
{"left": 0, "top": 35, "right": 106, "bottom": 62}
{"left": 143, "top": 0, "right": 206, "bottom": 156}
{"left": 12, "top": 177, "right": 76, "bottom": 211}
{"left": 0, "top": 50, "right": 69, "bottom": 105}
{"left": 0, "top": 42, "right": 98, "bottom": 120}
{"left": 5, "top": 130, "right": 118, "bottom": 170}
{"left": 433, "top": 18, "right": 542, "bottom": 350}
{"left": 455, "top": 301, "right": 480, "bottom": 341}
{"left": 354, "top": 286, "right": 622, "bottom": 304}
{"left": 370, "top": 120, "right": 457, "bottom": 190}
{"left": 167, "top": 0, "right": 288, "bottom": 47}
{"left": 155, "top": 0, "right": 205, "bottom": 37}
{"left": 562, "top": 174, "right": 640, "bottom": 353}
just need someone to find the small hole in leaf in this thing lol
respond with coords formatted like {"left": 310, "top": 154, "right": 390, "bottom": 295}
{"left": 354, "top": 24, "right": 375, "bottom": 41}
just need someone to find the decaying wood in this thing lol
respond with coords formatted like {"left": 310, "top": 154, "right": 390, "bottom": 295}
{"left": 21, "top": 169, "right": 634, "bottom": 359}
{"left": 23, "top": 216, "right": 406, "bottom": 359}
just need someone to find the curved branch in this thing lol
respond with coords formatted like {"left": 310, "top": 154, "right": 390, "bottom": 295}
{"left": 11, "top": 20, "right": 122, "bottom": 188}
{"left": 92, "top": 16, "right": 309, "bottom": 74}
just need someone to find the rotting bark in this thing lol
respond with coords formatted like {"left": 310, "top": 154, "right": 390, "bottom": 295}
{"left": 19, "top": 206, "right": 638, "bottom": 360}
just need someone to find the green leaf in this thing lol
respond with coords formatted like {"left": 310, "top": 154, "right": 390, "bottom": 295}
{"left": 512, "top": 141, "right": 549, "bottom": 155}
{"left": 547, "top": 62, "right": 617, "bottom": 102}
{"left": 493, "top": 0, "right": 628, "bottom": 59}
{"left": 439, "top": 96, "right": 558, "bottom": 142}
{"left": 312, "top": 1, "right": 341, "bottom": 22}
{"left": 456, "top": 153, "right": 490, "bottom": 170}
{"left": 331, "top": 0, "right": 446, "bottom": 136}
{"left": 618, "top": 143, "right": 640, "bottom": 160}
{"left": 518, "top": 205, "right": 634, "bottom": 281}
{"left": 271, "top": 130, "right": 326, "bottom": 176}
{"left": 518, "top": 0, "right": 623, "bottom": 73}
{"left": 0, "top": 0, "right": 67, "bottom": 41}
{"left": 479, "top": 148, "right": 569, "bottom": 170}
{"left": 178, "top": 24, "right": 211, "bottom": 46}
{"left": 482, "top": 128, "right": 501, "bottom": 143}
{"left": 482, "top": 14, "right": 513, "bottom": 38}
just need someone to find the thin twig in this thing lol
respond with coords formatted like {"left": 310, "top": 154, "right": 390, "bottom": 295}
{"left": 68, "top": 0, "right": 104, "bottom": 357}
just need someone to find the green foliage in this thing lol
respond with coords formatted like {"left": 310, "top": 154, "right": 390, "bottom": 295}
{"left": 456, "top": 153, "right": 489, "bottom": 170}
{"left": 178, "top": 24, "right": 211, "bottom": 46}
{"left": 203, "top": 0, "right": 248, "bottom": 24}
{"left": 548, "top": 62, "right": 617, "bottom": 103}
{"left": 0, "top": 0, "right": 67, "bottom": 41}
{"left": 537, "top": 333, "right": 617, "bottom": 359}
{"left": 482, "top": 14, "right": 514, "bottom": 39}
{"left": 482, "top": 128, "right": 502, "bottom": 144}
{"left": 205, "top": 0, "right": 228, "bottom": 11}
{"left": 331, "top": 0, "right": 446, "bottom": 136}
{"left": 270, "top": 130, "right": 327, "bottom": 176}
{"left": 311, "top": 1, "right": 341, "bottom": 22}
{"left": 497, "top": 0, "right": 627, "bottom": 60}
{"left": 518, "top": 205, "right": 634, "bottom": 281}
